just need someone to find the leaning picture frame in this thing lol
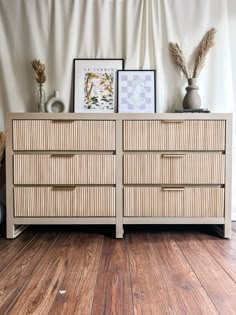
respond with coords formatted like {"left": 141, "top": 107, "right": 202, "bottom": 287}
{"left": 117, "top": 70, "right": 156, "bottom": 113}
{"left": 73, "top": 58, "right": 124, "bottom": 113}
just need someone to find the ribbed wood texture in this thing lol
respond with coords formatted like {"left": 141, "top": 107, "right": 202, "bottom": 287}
{"left": 124, "top": 153, "right": 225, "bottom": 184}
{"left": 14, "top": 187, "right": 115, "bottom": 217}
{"left": 14, "top": 154, "right": 115, "bottom": 185}
{"left": 123, "top": 120, "right": 225, "bottom": 151}
{"left": 124, "top": 187, "right": 224, "bottom": 217}
{"left": 13, "top": 120, "right": 115, "bottom": 151}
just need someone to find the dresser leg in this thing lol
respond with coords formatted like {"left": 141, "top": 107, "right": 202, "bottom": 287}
{"left": 116, "top": 225, "right": 124, "bottom": 239}
{"left": 6, "top": 223, "right": 15, "bottom": 239}
{"left": 216, "top": 223, "right": 231, "bottom": 239}
{"left": 7, "top": 224, "right": 28, "bottom": 239}
{"left": 223, "top": 222, "right": 231, "bottom": 238}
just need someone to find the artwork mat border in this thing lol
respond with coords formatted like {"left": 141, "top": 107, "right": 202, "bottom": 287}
{"left": 73, "top": 58, "right": 124, "bottom": 113}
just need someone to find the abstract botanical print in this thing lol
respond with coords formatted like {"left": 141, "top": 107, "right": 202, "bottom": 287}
{"left": 73, "top": 59, "right": 123, "bottom": 113}
{"left": 84, "top": 72, "right": 114, "bottom": 110}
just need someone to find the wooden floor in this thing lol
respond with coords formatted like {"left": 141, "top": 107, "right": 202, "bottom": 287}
{"left": 1, "top": 224, "right": 236, "bottom": 315}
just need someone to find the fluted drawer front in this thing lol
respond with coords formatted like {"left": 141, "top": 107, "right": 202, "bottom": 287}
{"left": 14, "top": 186, "right": 115, "bottom": 217}
{"left": 13, "top": 120, "right": 115, "bottom": 151}
{"left": 123, "top": 120, "right": 225, "bottom": 151}
{"left": 124, "top": 153, "right": 225, "bottom": 184}
{"left": 14, "top": 154, "right": 115, "bottom": 184}
{"left": 124, "top": 187, "right": 224, "bottom": 217}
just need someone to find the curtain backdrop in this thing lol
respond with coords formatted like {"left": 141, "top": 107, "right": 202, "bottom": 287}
{"left": 0, "top": 0, "right": 235, "bottom": 213}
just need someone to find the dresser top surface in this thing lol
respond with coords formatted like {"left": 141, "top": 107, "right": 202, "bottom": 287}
{"left": 6, "top": 112, "right": 232, "bottom": 121}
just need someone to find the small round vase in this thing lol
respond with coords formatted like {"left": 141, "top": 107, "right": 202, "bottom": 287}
{"left": 182, "top": 78, "right": 201, "bottom": 110}
{"left": 46, "top": 90, "right": 66, "bottom": 113}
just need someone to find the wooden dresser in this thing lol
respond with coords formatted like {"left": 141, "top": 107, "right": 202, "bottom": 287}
{"left": 6, "top": 113, "right": 232, "bottom": 238}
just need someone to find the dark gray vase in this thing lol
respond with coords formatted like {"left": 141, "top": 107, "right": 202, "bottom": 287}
{"left": 182, "top": 78, "right": 201, "bottom": 110}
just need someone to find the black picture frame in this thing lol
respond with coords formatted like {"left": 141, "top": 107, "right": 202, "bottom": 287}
{"left": 117, "top": 69, "right": 156, "bottom": 113}
{"left": 73, "top": 58, "right": 124, "bottom": 113}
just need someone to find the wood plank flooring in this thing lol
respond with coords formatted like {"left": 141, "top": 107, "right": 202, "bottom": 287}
{"left": 0, "top": 224, "right": 236, "bottom": 314}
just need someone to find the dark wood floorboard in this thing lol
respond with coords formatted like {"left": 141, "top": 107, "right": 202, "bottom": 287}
{"left": 7, "top": 233, "right": 81, "bottom": 315}
{"left": 91, "top": 238, "right": 133, "bottom": 315}
{"left": 0, "top": 231, "right": 36, "bottom": 273}
{"left": 196, "top": 230, "right": 236, "bottom": 283}
{"left": 0, "top": 224, "right": 236, "bottom": 314}
{"left": 126, "top": 232, "right": 172, "bottom": 314}
{"left": 0, "top": 232, "right": 58, "bottom": 314}
{"left": 49, "top": 234, "right": 104, "bottom": 315}
{"left": 172, "top": 231, "right": 236, "bottom": 314}
{"left": 147, "top": 232, "right": 218, "bottom": 314}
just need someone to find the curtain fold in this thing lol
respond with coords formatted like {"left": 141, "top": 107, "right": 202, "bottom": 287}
{"left": 0, "top": 0, "right": 235, "bottom": 211}
{"left": 1, "top": 0, "right": 234, "bottom": 119}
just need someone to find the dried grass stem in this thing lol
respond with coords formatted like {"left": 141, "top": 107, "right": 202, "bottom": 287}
{"left": 169, "top": 27, "right": 216, "bottom": 79}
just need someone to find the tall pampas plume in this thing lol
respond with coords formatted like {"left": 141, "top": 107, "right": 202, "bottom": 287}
{"left": 169, "top": 28, "right": 216, "bottom": 79}
{"left": 169, "top": 43, "right": 190, "bottom": 79}
{"left": 192, "top": 28, "right": 216, "bottom": 78}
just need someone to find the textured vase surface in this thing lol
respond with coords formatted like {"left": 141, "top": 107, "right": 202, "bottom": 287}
{"left": 182, "top": 78, "right": 201, "bottom": 110}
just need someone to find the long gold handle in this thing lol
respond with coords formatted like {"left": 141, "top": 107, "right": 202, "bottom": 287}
{"left": 51, "top": 154, "right": 75, "bottom": 158}
{"left": 162, "top": 187, "right": 185, "bottom": 191}
{"left": 52, "top": 120, "right": 75, "bottom": 123}
{"left": 161, "top": 120, "right": 184, "bottom": 124}
{"left": 162, "top": 154, "right": 186, "bottom": 158}
{"left": 52, "top": 186, "right": 76, "bottom": 190}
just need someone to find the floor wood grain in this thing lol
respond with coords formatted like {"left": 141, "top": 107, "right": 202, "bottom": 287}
{"left": 147, "top": 232, "right": 218, "bottom": 314}
{"left": 0, "top": 224, "right": 236, "bottom": 315}
{"left": 91, "top": 238, "right": 133, "bottom": 315}
{"left": 0, "top": 231, "right": 36, "bottom": 273}
{"left": 196, "top": 230, "right": 236, "bottom": 283}
{"left": 0, "top": 232, "right": 58, "bottom": 314}
{"left": 172, "top": 231, "right": 236, "bottom": 314}
{"left": 49, "top": 234, "right": 104, "bottom": 315}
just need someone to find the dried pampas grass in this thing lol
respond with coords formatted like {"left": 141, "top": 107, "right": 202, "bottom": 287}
{"left": 193, "top": 28, "right": 216, "bottom": 78}
{"left": 169, "top": 28, "right": 216, "bottom": 79}
{"left": 169, "top": 43, "right": 190, "bottom": 79}
{"left": 31, "top": 59, "right": 46, "bottom": 84}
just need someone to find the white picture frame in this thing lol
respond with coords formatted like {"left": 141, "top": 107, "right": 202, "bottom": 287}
{"left": 73, "top": 59, "right": 124, "bottom": 113}
{"left": 117, "top": 70, "right": 156, "bottom": 113}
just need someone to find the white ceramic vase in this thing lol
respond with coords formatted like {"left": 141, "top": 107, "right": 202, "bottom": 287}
{"left": 46, "top": 91, "right": 67, "bottom": 113}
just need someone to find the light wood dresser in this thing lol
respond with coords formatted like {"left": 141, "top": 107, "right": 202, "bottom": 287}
{"left": 6, "top": 113, "right": 232, "bottom": 238}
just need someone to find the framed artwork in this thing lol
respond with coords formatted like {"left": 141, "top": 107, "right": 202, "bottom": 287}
{"left": 117, "top": 70, "right": 156, "bottom": 113}
{"left": 73, "top": 58, "right": 124, "bottom": 113}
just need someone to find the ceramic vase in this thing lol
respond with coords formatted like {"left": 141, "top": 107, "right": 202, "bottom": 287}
{"left": 46, "top": 90, "right": 67, "bottom": 113}
{"left": 182, "top": 78, "right": 201, "bottom": 110}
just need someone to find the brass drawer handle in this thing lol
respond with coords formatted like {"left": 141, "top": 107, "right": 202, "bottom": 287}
{"left": 52, "top": 120, "right": 75, "bottom": 123}
{"left": 162, "top": 154, "right": 186, "bottom": 158}
{"left": 162, "top": 187, "right": 185, "bottom": 191}
{"left": 51, "top": 154, "right": 75, "bottom": 158}
{"left": 52, "top": 186, "right": 76, "bottom": 190}
{"left": 161, "top": 120, "right": 184, "bottom": 124}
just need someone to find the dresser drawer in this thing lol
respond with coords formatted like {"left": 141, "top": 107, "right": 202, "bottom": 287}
{"left": 13, "top": 120, "right": 115, "bottom": 151}
{"left": 124, "top": 187, "right": 224, "bottom": 217}
{"left": 123, "top": 120, "right": 225, "bottom": 151}
{"left": 124, "top": 153, "right": 225, "bottom": 184}
{"left": 14, "top": 186, "right": 115, "bottom": 217}
{"left": 14, "top": 154, "right": 115, "bottom": 185}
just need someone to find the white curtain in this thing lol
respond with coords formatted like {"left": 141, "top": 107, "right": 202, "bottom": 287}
{"left": 0, "top": 0, "right": 235, "bottom": 212}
